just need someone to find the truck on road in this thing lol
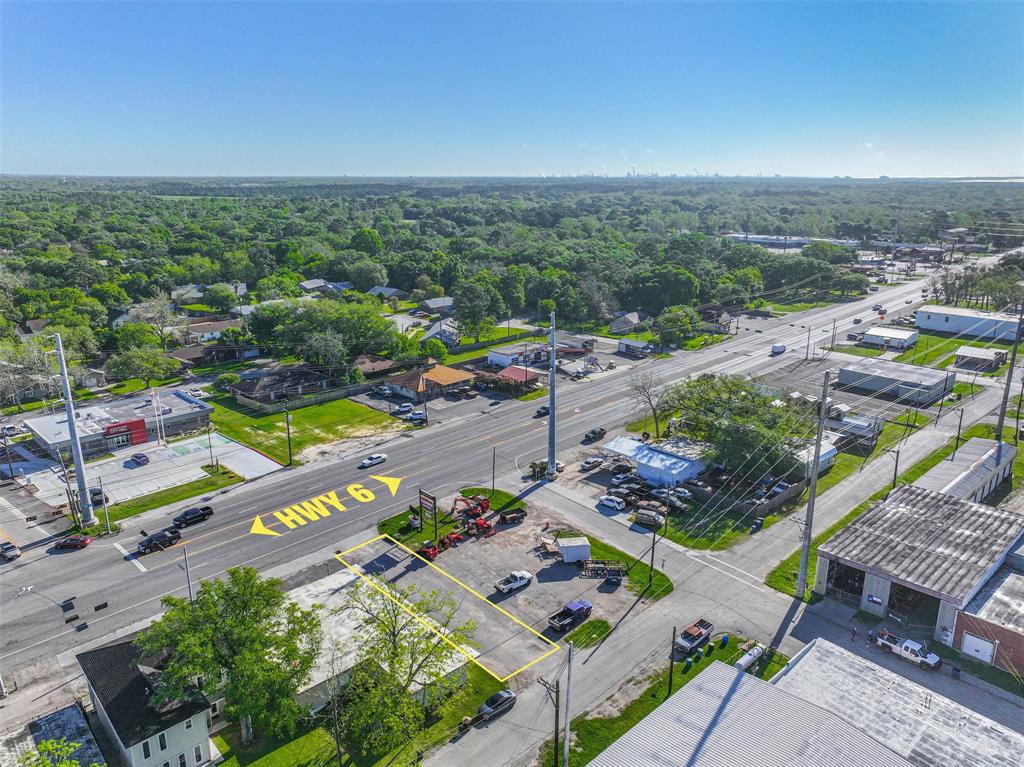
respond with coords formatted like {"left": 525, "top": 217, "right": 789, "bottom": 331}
{"left": 874, "top": 630, "right": 942, "bottom": 669}
{"left": 548, "top": 599, "right": 592, "bottom": 631}
{"left": 675, "top": 618, "right": 714, "bottom": 655}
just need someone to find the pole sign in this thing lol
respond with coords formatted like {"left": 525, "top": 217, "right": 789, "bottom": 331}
{"left": 419, "top": 489, "right": 437, "bottom": 520}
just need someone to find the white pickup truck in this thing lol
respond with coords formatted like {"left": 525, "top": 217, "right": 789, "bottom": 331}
{"left": 875, "top": 630, "right": 942, "bottom": 669}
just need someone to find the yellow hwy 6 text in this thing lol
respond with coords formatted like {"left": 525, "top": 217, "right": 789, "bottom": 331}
{"left": 248, "top": 475, "right": 401, "bottom": 535}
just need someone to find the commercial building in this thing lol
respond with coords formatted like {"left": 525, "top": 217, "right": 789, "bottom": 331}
{"left": 77, "top": 639, "right": 214, "bottom": 767}
{"left": 954, "top": 345, "right": 1007, "bottom": 371}
{"left": 617, "top": 337, "right": 650, "bottom": 356}
{"left": 916, "top": 305, "right": 1019, "bottom": 341}
{"left": 602, "top": 436, "right": 707, "bottom": 487}
{"left": 836, "top": 359, "right": 955, "bottom": 405}
{"left": 588, "top": 636, "right": 1024, "bottom": 767}
{"left": 814, "top": 485, "right": 1024, "bottom": 646}
{"left": 860, "top": 326, "right": 918, "bottom": 350}
{"left": 912, "top": 437, "right": 1016, "bottom": 503}
{"left": 24, "top": 392, "right": 213, "bottom": 459}
{"left": 385, "top": 364, "right": 475, "bottom": 400}
{"left": 957, "top": 543, "right": 1024, "bottom": 674}
{"left": 486, "top": 341, "right": 549, "bottom": 369}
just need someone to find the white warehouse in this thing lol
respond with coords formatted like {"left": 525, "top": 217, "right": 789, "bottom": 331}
{"left": 916, "top": 306, "right": 1019, "bottom": 341}
{"left": 860, "top": 326, "right": 918, "bottom": 350}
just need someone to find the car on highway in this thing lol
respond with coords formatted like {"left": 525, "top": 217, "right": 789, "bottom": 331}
{"left": 610, "top": 473, "right": 635, "bottom": 486}
{"left": 1, "top": 541, "right": 22, "bottom": 561}
{"left": 872, "top": 303, "right": 883, "bottom": 311}
{"left": 584, "top": 427, "right": 607, "bottom": 442}
{"left": 137, "top": 528, "right": 182, "bottom": 554}
{"left": 905, "top": 298, "right": 913, "bottom": 304}
{"left": 477, "top": 689, "right": 516, "bottom": 720}
{"left": 131, "top": 452, "right": 149, "bottom": 466}
{"left": 535, "top": 405, "right": 550, "bottom": 417}
{"left": 392, "top": 403, "right": 413, "bottom": 414}
{"left": 580, "top": 457, "right": 604, "bottom": 471}
{"left": 55, "top": 534, "right": 92, "bottom": 550}
{"left": 494, "top": 571, "right": 532, "bottom": 594}
{"left": 359, "top": 453, "right": 388, "bottom": 468}
{"left": 173, "top": 505, "right": 214, "bottom": 527}
{"left": 852, "top": 318, "right": 862, "bottom": 325}
{"left": 770, "top": 343, "right": 786, "bottom": 356}
{"left": 600, "top": 495, "right": 627, "bottom": 511}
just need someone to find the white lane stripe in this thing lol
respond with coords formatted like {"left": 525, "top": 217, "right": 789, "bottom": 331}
{"left": 114, "top": 542, "right": 147, "bottom": 572}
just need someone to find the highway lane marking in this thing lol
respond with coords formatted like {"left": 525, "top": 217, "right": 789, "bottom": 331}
{"left": 113, "top": 542, "right": 147, "bottom": 572}
{"left": 248, "top": 475, "right": 402, "bottom": 536}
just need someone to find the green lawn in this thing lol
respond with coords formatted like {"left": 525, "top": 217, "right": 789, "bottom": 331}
{"left": 565, "top": 619, "right": 612, "bottom": 648}
{"left": 208, "top": 394, "right": 402, "bottom": 464}
{"left": 556, "top": 530, "right": 673, "bottom": 600}
{"left": 930, "top": 381, "right": 983, "bottom": 408}
{"left": 517, "top": 387, "right": 548, "bottom": 401}
{"left": 681, "top": 333, "right": 729, "bottom": 350}
{"left": 101, "top": 466, "right": 242, "bottom": 523}
{"left": 213, "top": 665, "right": 503, "bottom": 767}
{"left": 765, "top": 422, "right": 1020, "bottom": 600}
{"left": 895, "top": 331, "right": 1012, "bottom": 368}
{"left": 539, "top": 638, "right": 788, "bottom": 766}
{"left": 376, "top": 488, "right": 526, "bottom": 544}
{"left": 833, "top": 345, "right": 883, "bottom": 358}
{"left": 768, "top": 300, "right": 832, "bottom": 314}
{"left": 459, "top": 487, "right": 526, "bottom": 511}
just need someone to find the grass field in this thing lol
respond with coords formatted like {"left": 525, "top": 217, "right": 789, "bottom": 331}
{"left": 517, "top": 387, "right": 548, "bottom": 401}
{"left": 213, "top": 664, "right": 503, "bottom": 767}
{"left": 538, "top": 638, "right": 789, "bottom": 766}
{"left": 895, "top": 331, "right": 1012, "bottom": 369}
{"left": 208, "top": 394, "right": 400, "bottom": 463}
{"left": 565, "top": 619, "right": 612, "bottom": 648}
{"left": 930, "top": 381, "right": 983, "bottom": 408}
{"left": 833, "top": 344, "right": 883, "bottom": 358}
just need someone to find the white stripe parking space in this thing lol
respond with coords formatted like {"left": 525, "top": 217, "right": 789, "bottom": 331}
{"left": 113, "top": 542, "right": 147, "bottom": 572}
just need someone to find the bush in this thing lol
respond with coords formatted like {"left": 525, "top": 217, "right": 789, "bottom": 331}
{"left": 215, "top": 372, "right": 241, "bottom": 391}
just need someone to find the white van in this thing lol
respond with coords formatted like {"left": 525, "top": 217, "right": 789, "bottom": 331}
{"left": 770, "top": 343, "right": 786, "bottom": 356}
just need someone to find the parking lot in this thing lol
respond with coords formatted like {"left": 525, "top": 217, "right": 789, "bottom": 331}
{"left": 340, "top": 499, "right": 643, "bottom": 682}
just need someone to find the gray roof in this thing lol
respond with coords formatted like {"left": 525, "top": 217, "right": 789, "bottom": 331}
{"left": 817, "top": 485, "right": 1024, "bottom": 605}
{"left": 955, "top": 345, "right": 1004, "bottom": 361}
{"left": 773, "top": 639, "right": 1024, "bottom": 767}
{"left": 420, "top": 296, "right": 453, "bottom": 310}
{"left": 862, "top": 326, "right": 918, "bottom": 341}
{"left": 964, "top": 563, "right": 1024, "bottom": 634}
{"left": 838, "top": 358, "right": 951, "bottom": 387}
{"left": 299, "top": 278, "right": 327, "bottom": 291}
{"left": 913, "top": 438, "right": 1016, "bottom": 499}
{"left": 588, "top": 659, "right": 911, "bottom": 767}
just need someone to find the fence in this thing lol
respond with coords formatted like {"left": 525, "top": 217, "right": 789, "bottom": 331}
{"left": 234, "top": 382, "right": 375, "bottom": 414}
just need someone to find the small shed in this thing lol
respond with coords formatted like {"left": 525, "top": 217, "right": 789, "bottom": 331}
{"left": 556, "top": 536, "right": 591, "bottom": 563}
{"left": 617, "top": 338, "right": 650, "bottom": 357}
{"left": 954, "top": 346, "right": 1007, "bottom": 371}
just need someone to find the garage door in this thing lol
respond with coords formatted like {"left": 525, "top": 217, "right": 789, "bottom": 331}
{"left": 962, "top": 632, "right": 995, "bottom": 664}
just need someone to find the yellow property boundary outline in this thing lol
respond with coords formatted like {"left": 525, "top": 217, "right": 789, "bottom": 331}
{"left": 335, "top": 533, "right": 560, "bottom": 682}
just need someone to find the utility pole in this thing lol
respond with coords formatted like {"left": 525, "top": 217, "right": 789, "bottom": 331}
{"left": 2, "top": 431, "right": 14, "bottom": 481}
{"left": 206, "top": 421, "right": 215, "bottom": 467}
{"left": 953, "top": 408, "right": 965, "bottom": 459}
{"left": 182, "top": 545, "right": 194, "bottom": 602}
{"left": 668, "top": 626, "right": 677, "bottom": 695}
{"left": 804, "top": 326, "right": 811, "bottom": 360}
{"left": 52, "top": 333, "right": 94, "bottom": 526}
{"left": 994, "top": 291, "right": 1024, "bottom": 461}
{"left": 885, "top": 448, "right": 900, "bottom": 490}
{"left": 830, "top": 318, "right": 837, "bottom": 351}
{"left": 284, "top": 405, "right": 293, "bottom": 466}
{"left": 538, "top": 676, "right": 560, "bottom": 767}
{"left": 546, "top": 310, "right": 557, "bottom": 480}
{"left": 563, "top": 643, "right": 573, "bottom": 767}
{"left": 491, "top": 446, "right": 496, "bottom": 494}
{"left": 1016, "top": 375, "right": 1024, "bottom": 444}
{"left": 648, "top": 511, "right": 667, "bottom": 589}
{"left": 99, "top": 476, "right": 111, "bottom": 534}
{"left": 796, "top": 371, "right": 830, "bottom": 600}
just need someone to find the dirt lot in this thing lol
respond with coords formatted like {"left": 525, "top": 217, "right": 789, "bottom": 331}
{"left": 342, "top": 502, "right": 641, "bottom": 686}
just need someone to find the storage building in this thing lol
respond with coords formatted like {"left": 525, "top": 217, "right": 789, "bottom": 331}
{"left": 912, "top": 438, "right": 1016, "bottom": 503}
{"left": 860, "top": 326, "right": 918, "bottom": 350}
{"left": 836, "top": 359, "right": 954, "bottom": 405}
{"left": 602, "top": 436, "right": 707, "bottom": 487}
{"left": 916, "top": 305, "right": 1019, "bottom": 341}
{"left": 953, "top": 346, "right": 1007, "bottom": 371}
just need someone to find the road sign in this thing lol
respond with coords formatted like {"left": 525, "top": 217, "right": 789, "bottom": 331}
{"left": 419, "top": 489, "right": 437, "bottom": 519}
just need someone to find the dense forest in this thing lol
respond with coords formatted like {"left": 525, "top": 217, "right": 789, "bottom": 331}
{"left": 0, "top": 176, "right": 1021, "bottom": 385}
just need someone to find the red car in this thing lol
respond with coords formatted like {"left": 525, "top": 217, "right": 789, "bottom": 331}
{"left": 55, "top": 534, "right": 92, "bottom": 550}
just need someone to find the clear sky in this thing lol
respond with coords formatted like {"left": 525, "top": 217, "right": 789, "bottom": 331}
{"left": 2, "top": 1, "right": 1021, "bottom": 178}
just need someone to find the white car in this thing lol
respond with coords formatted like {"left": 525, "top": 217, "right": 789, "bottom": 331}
{"left": 375, "top": 385, "right": 391, "bottom": 396}
{"left": 610, "top": 473, "right": 633, "bottom": 486}
{"left": 494, "top": 571, "right": 533, "bottom": 594}
{"left": 650, "top": 488, "right": 672, "bottom": 500}
{"left": 392, "top": 403, "right": 414, "bottom": 414}
{"left": 407, "top": 411, "right": 427, "bottom": 421}
{"left": 359, "top": 453, "right": 388, "bottom": 469}
{"left": 600, "top": 495, "right": 626, "bottom": 511}
{"left": 187, "top": 387, "right": 206, "bottom": 398}
{"left": 581, "top": 457, "right": 604, "bottom": 471}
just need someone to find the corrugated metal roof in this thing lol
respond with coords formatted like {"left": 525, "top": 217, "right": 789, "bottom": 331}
{"left": 913, "top": 438, "right": 1015, "bottom": 499}
{"left": 817, "top": 485, "right": 1024, "bottom": 605}
{"left": 603, "top": 436, "right": 706, "bottom": 475}
{"left": 588, "top": 660, "right": 912, "bottom": 767}
{"left": 838, "top": 359, "right": 950, "bottom": 387}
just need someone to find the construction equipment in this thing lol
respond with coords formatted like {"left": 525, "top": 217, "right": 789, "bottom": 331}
{"left": 499, "top": 509, "right": 527, "bottom": 524}
{"left": 467, "top": 517, "right": 496, "bottom": 537}
{"left": 453, "top": 494, "right": 491, "bottom": 518}
{"left": 415, "top": 542, "right": 441, "bottom": 560}
{"left": 440, "top": 530, "right": 465, "bottom": 550}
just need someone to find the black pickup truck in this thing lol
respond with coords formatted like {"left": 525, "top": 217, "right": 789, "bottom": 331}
{"left": 548, "top": 599, "right": 592, "bottom": 631}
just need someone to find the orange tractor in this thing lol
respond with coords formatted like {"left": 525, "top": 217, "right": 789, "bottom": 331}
{"left": 452, "top": 494, "right": 491, "bottom": 518}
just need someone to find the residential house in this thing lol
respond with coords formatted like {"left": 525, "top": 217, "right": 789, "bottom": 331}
{"left": 165, "top": 344, "right": 222, "bottom": 371}
{"left": 368, "top": 286, "right": 409, "bottom": 301}
{"left": 183, "top": 319, "right": 242, "bottom": 344}
{"left": 298, "top": 279, "right": 355, "bottom": 295}
{"left": 77, "top": 638, "right": 214, "bottom": 767}
{"left": 170, "top": 284, "right": 204, "bottom": 306}
{"left": 110, "top": 307, "right": 135, "bottom": 329}
{"left": 419, "top": 296, "right": 454, "bottom": 316}
{"left": 700, "top": 310, "right": 732, "bottom": 334}
{"left": 15, "top": 319, "right": 51, "bottom": 341}
{"left": 229, "top": 368, "right": 333, "bottom": 404}
{"left": 229, "top": 304, "right": 257, "bottom": 319}
{"left": 298, "top": 278, "right": 327, "bottom": 293}
{"left": 420, "top": 317, "right": 462, "bottom": 349}
{"left": 608, "top": 311, "right": 647, "bottom": 335}
{"left": 350, "top": 353, "right": 399, "bottom": 379}
{"left": 385, "top": 364, "right": 475, "bottom": 401}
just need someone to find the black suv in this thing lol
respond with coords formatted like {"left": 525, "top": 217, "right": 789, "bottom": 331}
{"left": 172, "top": 505, "right": 214, "bottom": 528}
{"left": 137, "top": 528, "right": 182, "bottom": 554}
{"left": 584, "top": 427, "right": 607, "bottom": 442}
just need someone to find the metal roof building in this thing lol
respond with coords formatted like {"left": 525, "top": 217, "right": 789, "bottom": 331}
{"left": 603, "top": 436, "right": 707, "bottom": 488}
{"left": 587, "top": 657, "right": 913, "bottom": 767}
{"left": 860, "top": 326, "right": 919, "bottom": 350}
{"left": 836, "top": 359, "right": 955, "bottom": 405}
{"left": 912, "top": 437, "right": 1016, "bottom": 503}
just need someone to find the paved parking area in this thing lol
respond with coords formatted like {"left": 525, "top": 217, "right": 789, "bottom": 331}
{"left": 24, "top": 433, "right": 281, "bottom": 507}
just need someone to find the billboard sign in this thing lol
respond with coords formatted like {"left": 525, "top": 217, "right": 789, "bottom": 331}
{"left": 419, "top": 489, "right": 437, "bottom": 519}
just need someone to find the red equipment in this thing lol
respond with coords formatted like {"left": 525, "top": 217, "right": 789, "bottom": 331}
{"left": 415, "top": 542, "right": 440, "bottom": 560}
{"left": 469, "top": 517, "right": 496, "bottom": 537}
{"left": 452, "top": 494, "right": 491, "bottom": 518}
{"left": 440, "top": 531, "right": 465, "bottom": 550}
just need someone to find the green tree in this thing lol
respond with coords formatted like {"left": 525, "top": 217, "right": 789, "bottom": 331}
{"left": 299, "top": 329, "right": 349, "bottom": 373}
{"left": 18, "top": 737, "right": 101, "bottom": 767}
{"left": 350, "top": 227, "right": 385, "bottom": 256}
{"left": 215, "top": 372, "right": 241, "bottom": 391}
{"left": 89, "top": 281, "right": 130, "bottom": 309}
{"left": 349, "top": 260, "right": 388, "bottom": 292}
{"left": 113, "top": 322, "right": 159, "bottom": 351}
{"left": 254, "top": 274, "right": 301, "bottom": 301}
{"left": 135, "top": 566, "right": 322, "bottom": 744}
{"left": 421, "top": 337, "right": 448, "bottom": 362}
{"left": 203, "top": 283, "right": 239, "bottom": 312}
{"left": 655, "top": 305, "right": 700, "bottom": 346}
{"left": 452, "top": 281, "right": 493, "bottom": 342}
{"left": 105, "top": 347, "right": 180, "bottom": 382}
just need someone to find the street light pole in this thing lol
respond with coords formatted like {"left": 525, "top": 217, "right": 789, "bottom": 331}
{"left": 52, "top": 333, "right": 94, "bottom": 526}
{"left": 546, "top": 311, "right": 557, "bottom": 480}
{"left": 284, "top": 405, "right": 293, "bottom": 466}
{"left": 796, "top": 371, "right": 830, "bottom": 600}
{"left": 994, "top": 289, "right": 1024, "bottom": 461}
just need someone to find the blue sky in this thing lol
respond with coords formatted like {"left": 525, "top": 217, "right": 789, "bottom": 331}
{"left": 2, "top": 2, "right": 1021, "bottom": 177}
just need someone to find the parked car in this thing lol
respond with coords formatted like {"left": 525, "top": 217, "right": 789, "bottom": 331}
{"left": 172, "top": 505, "right": 214, "bottom": 527}
{"left": 664, "top": 494, "right": 689, "bottom": 511}
{"left": 675, "top": 618, "right": 714, "bottom": 655}
{"left": 494, "top": 571, "right": 532, "bottom": 594}
{"left": 392, "top": 403, "right": 413, "bottom": 414}
{"left": 869, "top": 286, "right": 880, "bottom": 292}
{"left": 1, "top": 541, "right": 21, "bottom": 561}
{"left": 88, "top": 488, "right": 108, "bottom": 506}
{"left": 584, "top": 427, "right": 607, "bottom": 442}
{"left": 634, "top": 508, "right": 665, "bottom": 528}
{"left": 131, "top": 452, "right": 149, "bottom": 466}
{"left": 374, "top": 385, "right": 391, "bottom": 396}
{"left": 610, "top": 473, "right": 634, "bottom": 486}
{"left": 580, "top": 457, "right": 604, "bottom": 471}
{"left": 55, "top": 534, "right": 92, "bottom": 550}
{"left": 609, "top": 461, "right": 633, "bottom": 474}
{"left": 535, "top": 405, "right": 550, "bottom": 417}
{"left": 672, "top": 487, "right": 693, "bottom": 500}
{"left": 599, "top": 495, "right": 626, "bottom": 511}
{"left": 407, "top": 411, "right": 427, "bottom": 423}
{"left": 187, "top": 387, "right": 206, "bottom": 398}
{"left": 650, "top": 488, "right": 673, "bottom": 500}
{"left": 621, "top": 483, "right": 649, "bottom": 498}
{"left": 548, "top": 600, "right": 592, "bottom": 631}
{"left": 359, "top": 453, "right": 388, "bottom": 469}
{"left": 477, "top": 689, "right": 517, "bottom": 720}
{"left": 0, "top": 424, "right": 18, "bottom": 437}
{"left": 498, "top": 508, "right": 527, "bottom": 524}
{"left": 137, "top": 528, "right": 182, "bottom": 554}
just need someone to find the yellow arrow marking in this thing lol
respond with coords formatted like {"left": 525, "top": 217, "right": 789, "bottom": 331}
{"left": 369, "top": 475, "right": 402, "bottom": 496}
{"left": 249, "top": 515, "right": 281, "bottom": 537}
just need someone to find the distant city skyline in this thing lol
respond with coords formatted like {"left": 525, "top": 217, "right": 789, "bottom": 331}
{"left": 2, "top": 2, "right": 1021, "bottom": 178}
